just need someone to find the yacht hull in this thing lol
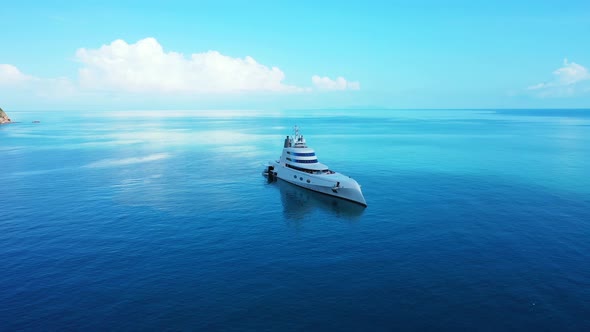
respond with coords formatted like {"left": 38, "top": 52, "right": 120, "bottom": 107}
{"left": 268, "top": 161, "right": 367, "bottom": 207}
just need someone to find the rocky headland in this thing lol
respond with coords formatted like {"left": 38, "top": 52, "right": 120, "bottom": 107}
{"left": 0, "top": 107, "right": 11, "bottom": 124}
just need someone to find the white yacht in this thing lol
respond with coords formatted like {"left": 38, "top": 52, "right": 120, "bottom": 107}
{"left": 264, "top": 126, "right": 367, "bottom": 207}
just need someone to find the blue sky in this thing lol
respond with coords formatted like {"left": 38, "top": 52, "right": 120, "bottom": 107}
{"left": 1, "top": 0, "right": 589, "bottom": 110}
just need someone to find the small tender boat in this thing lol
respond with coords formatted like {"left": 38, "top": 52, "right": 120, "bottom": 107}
{"left": 264, "top": 126, "right": 366, "bottom": 206}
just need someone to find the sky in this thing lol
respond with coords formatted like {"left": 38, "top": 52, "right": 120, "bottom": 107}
{"left": 1, "top": 0, "right": 589, "bottom": 110}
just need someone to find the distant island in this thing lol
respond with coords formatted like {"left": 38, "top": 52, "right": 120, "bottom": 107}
{"left": 0, "top": 107, "right": 11, "bottom": 124}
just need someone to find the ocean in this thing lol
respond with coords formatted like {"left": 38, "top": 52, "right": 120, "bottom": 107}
{"left": 1, "top": 109, "right": 589, "bottom": 330}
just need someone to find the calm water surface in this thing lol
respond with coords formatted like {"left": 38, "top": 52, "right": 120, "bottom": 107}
{"left": 1, "top": 109, "right": 589, "bottom": 330}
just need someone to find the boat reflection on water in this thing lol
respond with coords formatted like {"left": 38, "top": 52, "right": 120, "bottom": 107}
{"left": 271, "top": 179, "right": 366, "bottom": 221}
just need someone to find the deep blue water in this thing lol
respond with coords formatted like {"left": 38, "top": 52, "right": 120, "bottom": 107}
{"left": 1, "top": 109, "right": 589, "bottom": 331}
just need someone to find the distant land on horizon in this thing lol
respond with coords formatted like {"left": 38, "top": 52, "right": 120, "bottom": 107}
{"left": 0, "top": 106, "right": 12, "bottom": 124}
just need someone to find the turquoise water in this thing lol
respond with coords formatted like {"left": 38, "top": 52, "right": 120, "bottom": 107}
{"left": 1, "top": 109, "right": 589, "bottom": 330}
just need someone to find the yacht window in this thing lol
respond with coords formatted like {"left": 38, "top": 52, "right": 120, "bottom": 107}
{"left": 294, "top": 159, "right": 318, "bottom": 163}
{"left": 286, "top": 163, "right": 327, "bottom": 173}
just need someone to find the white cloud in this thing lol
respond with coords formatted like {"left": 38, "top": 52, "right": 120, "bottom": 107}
{"left": 552, "top": 59, "right": 589, "bottom": 85}
{"left": 1, "top": 37, "right": 361, "bottom": 106}
{"left": 0, "top": 64, "right": 76, "bottom": 101}
{"left": 75, "top": 37, "right": 303, "bottom": 94}
{"left": 0, "top": 64, "right": 35, "bottom": 85}
{"left": 311, "top": 75, "right": 360, "bottom": 91}
{"left": 528, "top": 59, "right": 590, "bottom": 97}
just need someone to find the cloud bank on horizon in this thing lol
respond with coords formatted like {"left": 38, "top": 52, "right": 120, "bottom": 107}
{"left": 528, "top": 59, "right": 590, "bottom": 98}
{"left": 0, "top": 37, "right": 360, "bottom": 97}
{"left": 1, "top": 37, "right": 588, "bottom": 109}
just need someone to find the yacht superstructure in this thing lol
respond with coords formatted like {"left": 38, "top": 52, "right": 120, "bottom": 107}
{"left": 264, "top": 126, "right": 366, "bottom": 206}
